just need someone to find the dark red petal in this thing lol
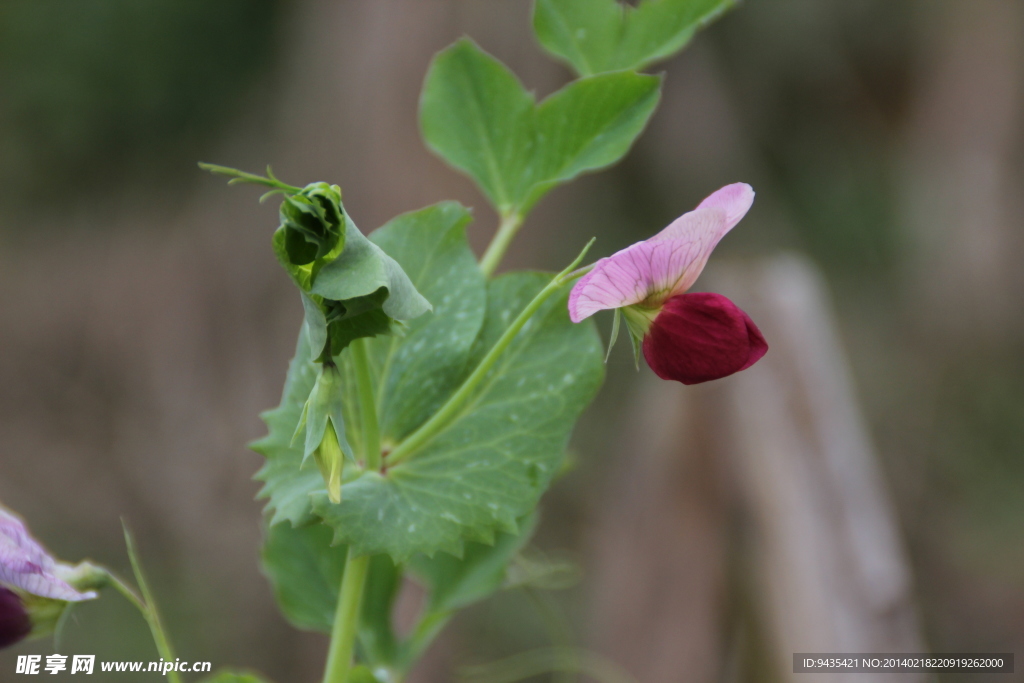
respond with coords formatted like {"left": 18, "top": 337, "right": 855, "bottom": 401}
{"left": 641, "top": 292, "right": 768, "bottom": 385}
{"left": 737, "top": 307, "right": 768, "bottom": 372}
{"left": 0, "top": 587, "right": 30, "bottom": 649}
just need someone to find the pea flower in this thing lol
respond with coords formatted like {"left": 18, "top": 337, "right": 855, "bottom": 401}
{"left": 568, "top": 183, "right": 767, "bottom": 385}
{"left": 0, "top": 507, "right": 97, "bottom": 649}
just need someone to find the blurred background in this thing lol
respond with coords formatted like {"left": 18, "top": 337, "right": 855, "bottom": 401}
{"left": 0, "top": 1, "right": 1021, "bottom": 681}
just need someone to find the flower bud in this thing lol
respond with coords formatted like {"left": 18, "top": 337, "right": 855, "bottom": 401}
{"left": 642, "top": 293, "right": 767, "bottom": 385}
{"left": 0, "top": 587, "right": 30, "bottom": 649}
{"left": 294, "top": 364, "right": 354, "bottom": 503}
{"left": 280, "top": 182, "right": 345, "bottom": 266}
{"left": 314, "top": 421, "right": 345, "bottom": 505}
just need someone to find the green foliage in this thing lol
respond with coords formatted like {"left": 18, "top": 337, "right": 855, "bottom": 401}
{"left": 310, "top": 219, "right": 432, "bottom": 322}
{"left": 236, "top": 0, "right": 738, "bottom": 674}
{"left": 254, "top": 202, "right": 488, "bottom": 527}
{"left": 261, "top": 512, "right": 541, "bottom": 670}
{"left": 255, "top": 241, "right": 603, "bottom": 562}
{"left": 420, "top": 39, "right": 660, "bottom": 218}
{"left": 301, "top": 290, "right": 393, "bottom": 360}
{"left": 261, "top": 520, "right": 346, "bottom": 633}
{"left": 312, "top": 273, "right": 604, "bottom": 561}
{"left": 202, "top": 165, "right": 434, "bottom": 361}
{"left": 296, "top": 216, "right": 433, "bottom": 359}
{"left": 359, "top": 555, "right": 402, "bottom": 665}
{"left": 251, "top": 329, "right": 324, "bottom": 527}
{"left": 262, "top": 521, "right": 402, "bottom": 665}
{"left": 262, "top": 520, "right": 401, "bottom": 659}
{"left": 361, "top": 202, "right": 487, "bottom": 443}
{"left": 533, "top": 0, "right": 734, "bottom": 76}
{"left": 229, "top": 0, "right": 739, "bottom": 668}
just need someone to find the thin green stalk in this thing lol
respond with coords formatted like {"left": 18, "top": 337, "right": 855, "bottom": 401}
{"left": 198, "top": 162, "right": 302, "bottom": 194}
{"left": 120, "top": 524, "right": 183, "bottom": 683}
{"left": 322, "top": 552, "right": 371, "bottom": 683}
{"left": 400, "top": 610, "right": 453, "bottom": 673}
{"left": 351, "top": 338, "right": 381, "bottom": 471}
{"left": 479, "top": 211, "right": 524, "bottom": 278}
{"left": 524, "top": 588, "right": 576, "bottom": 683}
{"left": 387, "top": 239, "right": 594, "bottom": 468}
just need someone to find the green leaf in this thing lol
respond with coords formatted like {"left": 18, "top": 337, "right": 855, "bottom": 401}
{"left": 300, "top": 292, "right": 329, "bottom": 360}
{"left": 409, "top": 513, "right": 537, "bottom": 614}
{"left": 261, "top": 520, "right": 347, "bottom": 632}
{"left": 251, "top": 330, "right": 324, "bottom": 527}
{"left": 420, "top": 39, "right": 660, "bottom": 217}
{"left": 322, "top": 291, "right": 395, "bottom": 358}
{"left": 359, "top": 554, "right": 402, "bottom": 665}
{"left": 312, "top": 218, "right": 432, "bottom": 321}
{"left": 261, "top": 521, "right": 401, "bottom": 663}
{"left": 361, "top": 202, "right": 487, "bottom": 443}
{"left": 312, "top": 273, "right": 605, "bottom": 561}
{"left": 533, "top": 0, "right": 735, "bottom": 76}
{"left": 285, "top": 213, "right": 433, "bottom": 359}
{"left": 199, "top": 671, "right": 273, "bottom": 683}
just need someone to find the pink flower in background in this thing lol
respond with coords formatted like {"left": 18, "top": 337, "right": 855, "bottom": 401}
{"left": 569, "top": 183, "right": 767, "bottom": 385}
{"left": 0, "top": 507, "right": 97, "bottom": 649}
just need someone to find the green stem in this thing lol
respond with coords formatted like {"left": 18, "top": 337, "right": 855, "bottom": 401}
{"left": 479, "top": 211, "right": 524, "bottom": 278}
{"left": 524, "top": 588, "right": 577, "bottom": 683}
{"left": 119, "top": 525, "right": 183, "bottom": 683}
{"left": 351, "top": 338, "right": 382, "bottom": 471}
{"left": 400, "top": 610, "right": 452, "bottom": 673}
{"left": 387, "top": 239, "right": 595, "bottom": 468}
{"left": 320, "top": 338, "right": 380, "bottom": 682}
{"left": 322, "top": 551, "right": 371, "bottom": 683}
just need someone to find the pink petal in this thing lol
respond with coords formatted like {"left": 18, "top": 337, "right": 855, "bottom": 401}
{"left": 641, "top": 292, "right": 767, "bottom": 385}
{"left": 694, "top": 182, "right": 755, "bottom": 232}
{"left": 569, "top": 184, "right": 756, "bottom": 323}
{"left": 0, "top": 509, "right": 53, "bottom": 571}
{"left": 649, "top": 183, "right": 755, "bottom": 295}
{"left": 0, "top": 509, "right": 96, "bottom": 602}
{"left": 568, "top": 208, "right": 726, "bottom": 322}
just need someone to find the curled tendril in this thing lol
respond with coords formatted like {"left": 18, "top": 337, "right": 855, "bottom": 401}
{"left": 198, "top": 162, "right": 303, "bottom": 197}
